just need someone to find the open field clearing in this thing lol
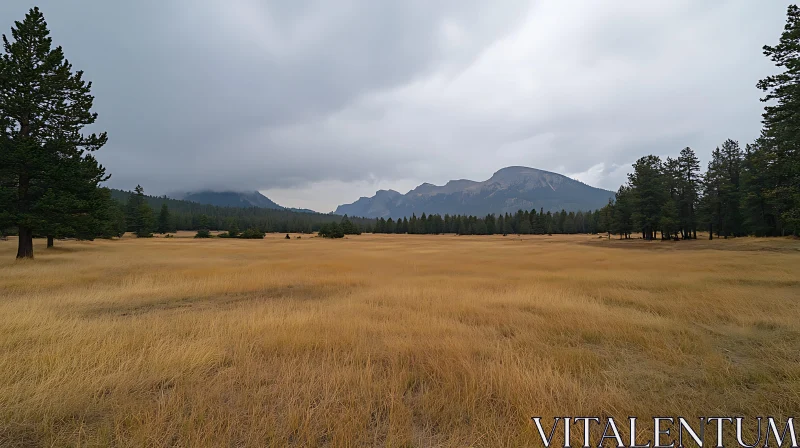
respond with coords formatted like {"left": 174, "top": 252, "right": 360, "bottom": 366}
{"left": 1, "top": 234, "right": 800, "bottom": 447}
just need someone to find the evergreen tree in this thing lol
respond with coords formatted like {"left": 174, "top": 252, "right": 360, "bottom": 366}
{"left": 677, "top": 147, "right": 701, "bottom": 238}
{"left": 127, "top": 185, "right": 154, "bottom": 237}
{"left": 611, "top": 186, "right": 634, "bottom": 239}
{"left": 417, "top": 213, "right": 426, "bottom": 234}
{"left": 720, "top": 139, "right": 744, "bottom": 237}
{"left": 701, "top": 142, "right": 743, "bottom": 238}
{"left": 756, "top": 4, "right": 800, "bottom": 235}
{"left": 0, "top": 8, "right": 108, "bottom": 258}
{"left": 157, "top": 203, "right": 172, "bottom": 234}
{"left": 94, "top": 188, "right": 126, "bottom": 238}
{"left": 628, "top": 155, "right": 665, "bottom": 240}
{"left": 318, "top": 222, "right": 344, "bottom": 238}
{"left": 340, "top": 215, "right": 361, "bottom": 235}
{"left": 534, "top": 208, "right": 546, "bottom": 234}
{"left": 659, "top": 199, "right": 680, "bottom": 240}
{"left": 741, "top": 140, "right": 780, "bottom": 236}
{"left": 239, "top": 228, "right": 265, "bottom": 239}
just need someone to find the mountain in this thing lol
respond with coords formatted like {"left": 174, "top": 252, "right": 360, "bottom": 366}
{"left": 179, "top": 191, "right": 284, "bottom": 209}
{"left": 170, "top": 190, "right": 315, "bottom": 213}
{"left": 335, "top": 166, "right": 614, "bottom": 218}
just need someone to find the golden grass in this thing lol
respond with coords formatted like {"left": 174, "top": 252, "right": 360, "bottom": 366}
{"left": 1, "top": 233, "right": 799, "bottom": 447}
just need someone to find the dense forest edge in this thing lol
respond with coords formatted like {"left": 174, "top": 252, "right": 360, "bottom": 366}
{"left": 2, "top": 6, "right": 799, "bottom": 258}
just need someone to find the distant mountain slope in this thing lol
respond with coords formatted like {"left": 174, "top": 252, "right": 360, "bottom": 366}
{"left": 163, "top": 190, "right": 317, "bottom": 214}
{"left": 335, "top": 166, "right": 614, "bottom": 218}
{"left": 179, "top": 191, "right": 283, "bottom": 209}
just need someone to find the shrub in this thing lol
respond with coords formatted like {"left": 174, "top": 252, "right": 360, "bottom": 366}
{"left": 164, "top": 234, "right": 174, "bottom": 239}
{"left": 194, "top": 229, "right": 212, "bottom": 238}
{"left": 239, "top": 228, "right": 265, "bottom": 239}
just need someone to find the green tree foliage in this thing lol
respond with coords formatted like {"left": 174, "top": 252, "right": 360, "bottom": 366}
{"left": 677, "top": 147, "right": 701, "bottom": 238}
{"left": 126, "top": 185, "right": 154, "bottom": 237}
{"left": 157, "top": 203, "right": 172, "bottom": 234}
{"left": 628, "top": 155, "right": 665, "bottom": 240}
{"left": 194, "top": 229, "right": 212, "bottom": 238}
{"left": 0, "top": 8, "right": 108, "bottom": 258}
{"left": 611, "top": 186, "right": 634, "bottom": 239}
{"left": 239, "top": 228, "right": 265, "bottom": 239}
{"left": 318, "top": 222, "right": 345, "bottom": 238}
{"left": 754, "top": 4, "right": 800, "bottom": 235}
{"left": 340, "top": 215, "right": 361, "bottom": 235}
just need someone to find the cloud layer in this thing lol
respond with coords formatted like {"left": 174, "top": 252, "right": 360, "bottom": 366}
{"left": 1, "top": 0, "right": 790, "bottom": 211}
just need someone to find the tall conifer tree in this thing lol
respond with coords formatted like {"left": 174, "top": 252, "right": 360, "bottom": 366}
{"left": 0, "top": 8, "right": 108, "bottom": 258}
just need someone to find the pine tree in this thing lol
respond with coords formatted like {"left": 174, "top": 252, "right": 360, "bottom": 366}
{"left": 0, "top": 8, "right": 108, "bottom": 258}
{"left": 701, "top": 141, "right": 743, "bottom": 238}
{"left": 157, "top": 204, "right": 171, "bottom": 234}
{"left": 677, "top": 147, "right": 701, "bottom": 238}
{"left": 126, "top": 185, "right": 154, "bottom": 237}
{"left": 340, "top": 215, "right": 361, "bottom": 235}
{"left": 611, "top": 186, "right": 634, "bottom": 239}
{"left": 720, "top": 139, "right": 744, "bottom": 237}
{"left": 628, "top": 155, "right": 665, "bottom": 240}
{"left": 137, "top": 201, "right": 154, "bottom": 238}
{"left": 756, "top": 4, "right": 800, "bottom": 235}
{"left": 741, "top": 139, "right": 780, "bottom": 236}
{"left": 659, "top": 199, "right": 680, "bottom": 240}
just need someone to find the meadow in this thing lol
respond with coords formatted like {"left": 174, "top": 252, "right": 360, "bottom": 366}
{"left": 1, "top": 233, "right": 799, "bottom": 447}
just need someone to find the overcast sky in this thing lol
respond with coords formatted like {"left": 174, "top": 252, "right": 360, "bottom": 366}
{"left": 1, "top": 1, "right": 791, "bottom": 212}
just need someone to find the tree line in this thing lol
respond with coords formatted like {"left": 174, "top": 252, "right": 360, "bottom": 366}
{"left": 369, "top": 208, "right": 604, "bottom": 235}
{"left": 599, "top": 6, "right": 800, "bottom": 240}
{"left": 112, "top": 185, "right": 376, "bottom": 237}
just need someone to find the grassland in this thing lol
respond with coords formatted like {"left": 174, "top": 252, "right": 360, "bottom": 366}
{"left": 1, "top": 233, "right": 799, "bottom": 447}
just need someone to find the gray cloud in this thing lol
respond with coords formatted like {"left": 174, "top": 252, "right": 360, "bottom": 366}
{"left": 0, "top": 0, "right": 791, "bottom": 211}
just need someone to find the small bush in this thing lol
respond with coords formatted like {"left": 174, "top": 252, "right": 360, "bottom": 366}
{"left": 239, "top": 228, "right": 265, "bottom": 239}
{"left": 194, "top": 229, "right": 212, "bottom": 238}
{"left": 164, "top": 234, "right": 174, "bottom": 239}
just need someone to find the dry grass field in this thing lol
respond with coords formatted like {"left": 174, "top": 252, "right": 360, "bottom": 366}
{"left": 1, "top": 233, "right": 799, "bottom": 447}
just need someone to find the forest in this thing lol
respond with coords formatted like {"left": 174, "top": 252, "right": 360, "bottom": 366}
{"left": 107, "top": 186, "right": 375, "bottom": 236}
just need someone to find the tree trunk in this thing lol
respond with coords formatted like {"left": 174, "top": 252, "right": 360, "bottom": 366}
{"left": 17, "top": 227, "right": 34, "bottom": 259}
{"left": 47, "top": 235, "right": 54, "bottom": 248}
{"left": 708, "top": 223, "right": 713, "bottom": 240}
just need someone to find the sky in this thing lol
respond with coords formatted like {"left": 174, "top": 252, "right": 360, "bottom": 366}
{"left": 1, "top": 1, "right": 791, "bottom": 212}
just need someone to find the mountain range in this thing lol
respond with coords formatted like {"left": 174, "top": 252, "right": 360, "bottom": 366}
{"left": 168, "top": 166, "right": 614, "bottom": 219}
{"left": 334, "top": 166, "right": 614, "bottom": 219}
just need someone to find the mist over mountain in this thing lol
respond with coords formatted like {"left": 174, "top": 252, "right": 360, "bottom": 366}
{"left": 335, "top": 167, "right": 614, "bottom": 218}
